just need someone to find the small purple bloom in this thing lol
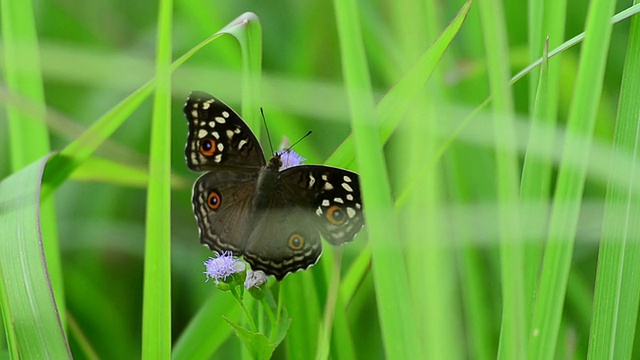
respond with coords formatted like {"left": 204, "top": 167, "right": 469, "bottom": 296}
{"left": 204, "top": 251, "right": 245, "bottom": 284}
{"left": 280, "top": 150, "right": 305, "bottom": 170}
{"left": 244, "top": 270, "right": 268, "bottom": 289}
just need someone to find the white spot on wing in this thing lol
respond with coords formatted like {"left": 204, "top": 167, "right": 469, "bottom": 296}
{"left": 334, "top": 197, "right": 344, "bottom": 204}
{"left": 308, "top": 175, "right": 316, "bottom": 188}
{"left": 322, "top": 174, "right": 328, "bottom": 181}
{"left": 212, "top": 132, "right": 220, "bottom": 139}
{"left": 209, "top": 121, "right": 216, "bottom": 128}
{"left": 215, "top": 116, "right": 226, "bottom": 124}
{"left": 222, "top": 111, "right": 230, "bottom": 118}
{"left": 214, "top": 154, "right": 222, "bottom": 162}
{"left": 226, "top": 130, "right": 234, "bottom": 139}
{"left": 197, "top": 129, "right": 208, "bottom": 138}
{"left": 346, "top": 194, "right": 354, "bottom": 201}
{"left": 347, "top": 207, "right": 356, "bottom": 218}
{"left": 342, "top": 183, "right": 354, "bottom": 192}
{"left": 191, "top": 110, "right": 198, "bottom": 118}
{"left": 239, "top": 139, "right": 248, "bottom": 150}
{"left": 323, "top": 182, "right": 334, "bottom": 191}
{"left": 316, "top": 208, "right": 323, "bottom": 216}
{"left": 322, "top": 199, "right": 330, "bottom": 207}
{"left": 343, "top": 176, "right": 352, "bottom": 182}
{"left": 217, "top": 143, "right": 224, "bottom": 151}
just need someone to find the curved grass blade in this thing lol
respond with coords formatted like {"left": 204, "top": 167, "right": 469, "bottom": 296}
{"left": 0, "top": 155, "right": 71, "bottom": 358}
{"left": 42, "top": 12, "right": 261, "bottom": 198}
{"left": 1, "top": 0, "right": 65, "bottom": 329}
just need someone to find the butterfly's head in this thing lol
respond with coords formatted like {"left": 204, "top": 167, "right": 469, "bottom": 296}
{"left": 273, "top": 150, "right": 306, "bottom": 171}
{"left": 266, "top": 153, "right": 284, "bottom": 171}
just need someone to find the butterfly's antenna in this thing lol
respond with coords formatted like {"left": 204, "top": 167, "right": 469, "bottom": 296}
{"left": 260, "top": 107, "right": 275, "bottom": 155}
{"left": 285, "top": 131, "right": 313, "bottom": 152}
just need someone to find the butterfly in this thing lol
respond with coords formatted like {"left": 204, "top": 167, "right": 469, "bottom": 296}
{"left": 184, "top": 91, "right": 365, "bottom": 280}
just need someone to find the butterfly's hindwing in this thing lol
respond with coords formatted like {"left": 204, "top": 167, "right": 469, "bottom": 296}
{"left": 243, "top": 206, "right": 322, "bottom": 281}
{"left": 280, "top": 165, "right": 365, "bottom": 245}
{"left": 184, "top": 91, "right": 265, "bottom": 171}
{"left": 192, "top": 170, "right": 258, "bottom": 254}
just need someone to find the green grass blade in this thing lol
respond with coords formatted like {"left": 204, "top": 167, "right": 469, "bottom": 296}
{"left": 587, "top": 3, "right": 640, "bottom": 358}
{"left": 528, "top": 0, "right": 617, "bottom": 358}
{"left": 477, "top": 0, "right": 525, "bottom": 357}
{"left": 333, "top": 0, "right": 421, "bottom": 357}
{"left": 141, "top": 0, "right": 173, "bottom": 356}
{"left": 520, "top": 39, "right": 550, "bottom": 325}
{"left": 0, "top": 155, "right": 71, "bottom": 358}
{"left": 1, "top": 0, "right": 49, "bottom": 169}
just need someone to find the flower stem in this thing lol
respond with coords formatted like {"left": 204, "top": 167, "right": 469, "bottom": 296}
{"left": 230, "top": 285, "right": 257, "bottom": 332}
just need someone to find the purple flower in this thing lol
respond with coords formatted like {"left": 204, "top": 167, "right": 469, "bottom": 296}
{"left": 244, "top": 270, "right": 268, "bottom": 289}
{"left": 204, "top": 251, "right": 245, "bottom": 284}
{"left": 280, "top": 150, "right": 305, "bottom": 170}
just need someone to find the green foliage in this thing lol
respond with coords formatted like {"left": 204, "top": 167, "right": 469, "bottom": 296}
{"left": 2, "top": 0, "right": 640, "bottom": 359}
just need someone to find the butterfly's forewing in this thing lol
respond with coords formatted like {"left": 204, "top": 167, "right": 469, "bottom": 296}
{"left": 279, "top": 165, "right": 365, "bottom": 245}
{"left": 184, "top": 91, "right": 265, "bottom": 171}
{"left": 243, "top": 205, "right": 323, "bottom": 281}
{"left": 192, "top": 170, "right": 258, "bottom": 254}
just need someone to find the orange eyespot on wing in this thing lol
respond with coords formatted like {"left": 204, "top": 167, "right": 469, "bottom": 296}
{"left": 207, "top": 191, "right": 221, "bottom": 210}
{"left": 288, "top": 233, "right": 305, "bottom": 250}
{"left": 326, "top": 205, "right": 346, "bottom": 225}
{"left": 200, "top": 138, "right": 217, "bottom": 157}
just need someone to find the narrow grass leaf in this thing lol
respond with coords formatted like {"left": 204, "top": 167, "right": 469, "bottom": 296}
{"left": 0, "top": 155, "right": 71, "bottom": 358}
{"left": 520, "top": 39, "right": 551, "bottom": 323}
{"left": 141, "top": 0, "right": 173, "bottom": 356}
{"left": 528, "top": 0, "right": 617, "bottom": 358}
{"left": 587, "top": 5, "right": 640, "bottom": 358}
{"left": 477, "top": 0, "right": 526, "bottom": 357}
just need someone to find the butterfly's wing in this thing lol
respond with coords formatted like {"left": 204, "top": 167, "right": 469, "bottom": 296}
{"left": 279, "top": 165, "right": 365, "bottom": 245}
{"left": 243, "top": 205, "right": 323, "bottom": 281}
{"left": 184, "top": 91, "right": 266, "bottom": 172}
{"left": 192, "top": 170, "right": 258, "bottom": 254}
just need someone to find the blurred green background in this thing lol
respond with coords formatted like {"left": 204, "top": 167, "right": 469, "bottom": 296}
{"left": 2, "top": 0, "right": 640, "bottom": 358}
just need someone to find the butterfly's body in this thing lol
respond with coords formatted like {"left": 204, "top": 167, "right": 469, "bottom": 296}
{"left": 184, "top": 91, "right": 364, "bottom": 280}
